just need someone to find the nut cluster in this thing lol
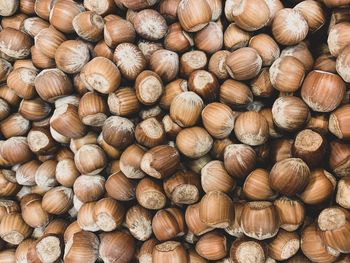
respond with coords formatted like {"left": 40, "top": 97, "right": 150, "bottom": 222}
{"left": 0, "top": 0, "right": 350, "bottom": 262}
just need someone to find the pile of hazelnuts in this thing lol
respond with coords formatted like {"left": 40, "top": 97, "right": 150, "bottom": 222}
{"left": 1, "top": 0, "right": 350, "bottom": 262}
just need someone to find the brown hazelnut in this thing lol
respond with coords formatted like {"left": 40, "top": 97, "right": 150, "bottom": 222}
{"left": 272, "top": 96, "right": 310, "bottom": 132}
{"left": 164, "top": 23, "right": 193, "bottom": 53}
{"left": 224, "top": 23, "right": 250, "bottom": 51}
{"left": 230, "top": 238, "right": 268, "bottom": 263}
{"left": 220, "top": 79, "right": 253, "bottom": 108}
{"left": 270, "top": 158, "right": 310, "bottom": 196}
{"left": 268, "top": 230, "right": 300, "bottom": 261}
{"left": 105, "top": 171, "right": 135, "bottom": 201}
{"left": 152, "top": 207, "right": 185, "bottom": 241}
{"left": 180, "top": 50, "right": 207, "bottom": 77}
{"left": 126, "top": 205, "right": 152, "bottom": 241}
{"left": 301, "top": 70, "right": 346, "bottom": 112}
{"left": 230, "top": 0, "right": 270, "bottom": 31}
{"left": 194, "top": 22, "right": 223, "bottom": 54}
{"left": 141, "top": 145, "right": 180, "bottom": 179}
{"left": 272, "top": 8, "right": 309, "bottom": 45}
{"left": 104, "top": 18, "right": 135, "bottom": 48}
{"left": 102, "top": 116, "right": 135, "bottom": 150}
{"left": 55, "top": 40, "right": 90, "bottom": 74}
{"left": 196, "top": 231, "right": 227, "bottom": 260}
{"left": 150, "top": 49, "right": 179, "bottom": 83}
{"left": 176, "top": 127, "right": 213, "bottom": 159}
{"left": 234, "top": 111, "right": 269, "bottom": 146}
{"left": 329, "top": 104, "right": 350, "bottom": 139}
{"left": 240, "top": 201, "right": 280, "bottom": 240}
{"left": 134, "top": 9, "right": 167, "bottom": 41}
{"left": 225, "top": 47, "right": 262, "bottom": 80}
{"left": 249, "top": 33, "right": 280, "bottom": 66}
{"left": 177, "top": 0, "right": 212, "bottom": 32}
{"left": 269, "top": 56, "right": 305, "bottom": 92}
{"left": 327, "top": 22, "right": 350, "bottom": 57}
{"left": 188, "top": 70, "right": 219, "bottom": 102}
{"left": 135, "top": 70, "right": 164, "bottom": 106}
{"left": 274, "top": 197, "right": 305, "bottom": 232}
{"left": 224, "top": 144, "right": 257, "bottom": 179}
{"left": 34, "top": 26, "right": 66, "bottom": 59}
{"left": 317, "top": 207, "right": 350, "bottom": 253}
{"left": 170, "top": 91, "right": 204, "bottom": 127}
{"left": 0, "top": 28, "right": 32, "bottom": 60}
{"left": 136, "top": 177, "right": 166, "bottom": 210}
{"left": 301, "top": 223, "right": 340, "bottom": 263}
{"left": 243, "top": 168, "right": 276, "bottom": 201}
{"left": 152, "top": 241, "right": 188, "bottom": 263}
{"left": 163, "top": 171, "right": 201, "bottom": 205}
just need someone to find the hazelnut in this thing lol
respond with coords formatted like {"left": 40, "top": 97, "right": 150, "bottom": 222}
{"left": 150, "top": 49, "right": 179, "bottom": 83}
{"left": 224, "top": 144, "right": 257, "bottom": 179}
{"left": 188, "top": 70, "right": 219, "bottom": 102}
{"left": 230, "top": 0, "right": 270, "bottom": 31}
{"left": 34, "top": 26, "right": 66, "bottom": 59}
{"left": 301, "top": 70, "right": 346, "bottom": 112}
{"left": 0, "top": 213, "right": 31, "bottom": 245}
{"left": 294, "top": 0, "right": 326, "bottom": 32}
{"left": 105, "top": 171, "right": 136, "bottom": 201}
{"left": 301, "top": 223, "right": 340, "bottom": 263}
{"left": 196, "top": 231, "right": 227, "bottom": 260}
{"left": 336, "top": 44, "right": 350, "bottom": 82}
{"left": 329, "top": 104, "right": 350, "bottom": 139}
{"left": 272, "top": 96, "right": 310, "bottom": 132}
{"left": 170, "top": 91, "right": 204, "bottom": 127}
{"left": 224, "top": 23, "right": 250, "bottom": 51}
{"left": 163, "top": 171, "right": 201, "bottom": 204}
{"left": 164, "top": 23, "right": 193, "bottom": 53}
{"left": 194, "top": 22, "right": 223, "bottom": 54}
{"left": 113, "top": 43, "right": 146, "bottom": 80}
{"left": 234, "top": 111, "right": 269, "bottom": 146}
{"left": 177, "top": 0, "right": 212, "bottom": 32}
{"left": 243, "top": 168, "right": 276, "bottom": 201}
{"left": 134, "top": 9, "right": 167, "bottom": 41}
{"left": 336, "top": 177, "right": 350, "bottom": 209}
{"left": 225, "top": 47, "right": 262, "bottom": 80}
{"left": 249, "top": 33, "right": 280, "bottom": 66}
{"left": 230, "top": 238, "right": 268, "bottom": 263}
{"left": 274, "top": 197, "right": 305, "bottom": 232}
{"left": 280, "top": 42, "right": 314, "bottom": 72}
{"left": 55, "top": 40, "right": 90, "bottom": 74}
{"left": 136, "top": 177, "right": 166, "bottom": 210}
{"left": 220, "top": 79, "right": 253, "bottom": 108}
{"left": 240, "top": 201, "right": 280, "bottom": 240}
{"left": 317, "top": 207, "right": 350, "bottom": 253}
{"left": 199, "top": 191, "right": 234, "bottom": 228}
{"left": 126, "top": 205, "right": 152, "bottom": 241}
{"left": 135, "top": 70, "right": 164, "bottom": 105}
{"left": 270, "top": 158, "right": 310, "bottom": 196}
{"left": 329, "top": 141, "right": 350, "bottom": 177}
{"left": 141, "top": 145, "right": 180, "bottom": 179}
{"left": 272, "top": 8, "right": 309, "bottom": 45}
{"left": 104, "top": 18, "right": 135, "bottom": 48}
{"left": 73, "top": 11, "right": 104, "bottom": 42}
{"left": 152, "top": 241, "right": 188, "bottom": 263}
{"left": 208, "top": 50, "right": 230, "bottom": 80}
{"left": 267, "top": 230, "right": 300, "bottom": 261}
{"left": 0, "top": 28, "right": 32, "bottom": 60}
{"left": 176, "top": 127, "right": 213, "bottom": 159}
{"left": 327, "top": 22, "right": 350, "bottom": 57}
{"left": 180, "top": 50, "right": 207, "bottom": 77}
{"left": 49, "top": 0, "right": 84, "bottom": 34}
{"left": 269, "top": 56, "right": 305, "bottom": 92}
{"left": 152, "top": 207, "right": 185, "bottom": 241}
